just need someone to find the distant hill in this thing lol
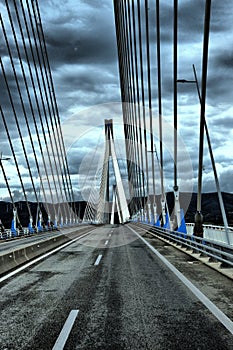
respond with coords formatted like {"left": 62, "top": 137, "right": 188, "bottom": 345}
{"left": 165, "top": 192, "right": 233, "bottom": 226}
{"left": 0, "top": 193, "right": 233, "bottom": 228}
{"left": 141, "top": 192, "right": 233, "bottom": 226}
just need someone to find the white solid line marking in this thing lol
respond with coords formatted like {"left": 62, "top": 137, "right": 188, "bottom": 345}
{"left": 52, "top": 310, "right": 79, "bottom": 350}
{"left": 105, "top": 240, "right": 109, "bottom": 245}
{"left": 0, "top": 231, "right": 93, "bottom": 284}
{"left": 94, "top": 254, "right": 103, "bottom": 266}
{"left": 128, "top": 225, "right": 233, "bottom": 335}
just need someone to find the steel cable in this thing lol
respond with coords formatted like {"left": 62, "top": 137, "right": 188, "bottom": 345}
{"left": 34, "top": 0, "right": 76, "bottom": 216}
{"left": 29, "top": 0, "right": 72, "bottom": 219}
{"left": 24, "top": 0, "right": 67, "bottom": 220}
{"left": 3, "top": 2, "right": 55, "bottom": 219}
{"left": 1, "top": 9, "right": 49, "bottom": 218}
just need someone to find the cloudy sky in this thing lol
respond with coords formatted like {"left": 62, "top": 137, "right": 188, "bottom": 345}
{"left": 1, "top": 0, "right": 233, "bottom": 204}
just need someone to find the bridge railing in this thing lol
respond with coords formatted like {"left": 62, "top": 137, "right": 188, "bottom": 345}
{"left": 0, "top": 228, "right": 36, "bottom": 240}
{"left": 186, "top": 223, "right": 233, "bottom": 245}
{"left": 132, "top": 222, "right": 233, "bottom": 268}
{"left": 0, "top": 226, "right": 58, "bottom": 240}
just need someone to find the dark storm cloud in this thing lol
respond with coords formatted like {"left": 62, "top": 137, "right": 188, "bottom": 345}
{"left": 178, "top": 0, "right": 233, "bottom": 40}
{"left": 155, "top": 0, "right": 233, "bottom": 116}
{"left": 67, "top": 143, "right": 99, "bottom": 176}
{"left": 52, "top": 65, "right": 120, "bottom": 116}
{"left": 0, "top": 64, "right": 24, "bottom": 108}
{"left": 45, "top": 25, "right": 117, "bottom": 67}
{"left": 157, "top": 0, "right": 205, "bottom": 44}
{"left": 42, "top": 0, "right": 117, "bottom": 69}
{"left": 0, "top": 65, "right": 41, "bottom": 141}
{"left": 210, "top": 1, "right": 233, "bottom": 33}
{"left": 38, "top": 0, "right": 121, "bottom": 119}
{"left": 56, "top": 67, "right": 117, "bottom": 96}
{"left": 217, "top": 170, "right": 233, "bottom": 192}
{"left": 179, "top": 0, "right": 204, "bottom": 40}
{"left": 209, "top": 115, "right": 233, "bottom": 131}
{"left": 1, "top": 0, "right": 233, "bottom": 198}
{"left": 205, "top": 49, "right": 233, "bottom": 106}
{"left": 215, "top": 49, "right": 233, "bottom": 71}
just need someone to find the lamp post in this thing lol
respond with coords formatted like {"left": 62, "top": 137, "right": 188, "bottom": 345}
{"left": 0, "top": 153, "right": 11, "bottom": 200}
{"left": 177, "top": 0, "right": 211, "bottom": 237}
{"left": 177, "top": 65, "right": 230, "bottom": 243}
{"left": 177, "top": 75, "right": 204, "bottom": 236}
{"left": 0, "top": 153, "right": 11, "bottom": 162}
{"left": 0, "top": 153, "right": 11, "bottom": 233}
{"left": 176, "top": 79, "right": 196, "bottom": 84}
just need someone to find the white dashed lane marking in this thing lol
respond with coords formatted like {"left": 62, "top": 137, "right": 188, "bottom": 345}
{"left": 52, "top": 310, "right": 79, "bottom": 350}
{"left": 94, "top": 254, "right": 103, "bottom": 266}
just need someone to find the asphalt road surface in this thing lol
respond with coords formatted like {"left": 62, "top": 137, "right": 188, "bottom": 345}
{"left": 0, "top": 224, "right": 233, "bottom": 349}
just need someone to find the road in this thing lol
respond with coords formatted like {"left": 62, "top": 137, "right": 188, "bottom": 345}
{"left": 0, "top": 224, "right": 233, "bottom": 349}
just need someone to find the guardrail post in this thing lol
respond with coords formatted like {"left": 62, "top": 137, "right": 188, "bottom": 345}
{"left": 54, "top": 215, "right": 58, "bottom": 229}
{"left": 37, "top": 212, "right": 43, "bottom": 232}
{"left": 47, "top": 214, "right": 51, "bottom": 230}
{"left": 28, "top": 216, "right": 34, "bottom": 234}
{"left": 11, "top": 208, "right": 17, "bottom": 237}
{"left": 163, "top": 212, "right": 170, "bottom": 230}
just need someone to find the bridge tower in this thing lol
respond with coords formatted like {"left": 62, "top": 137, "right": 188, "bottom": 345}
{"left": 96, "top": 120, "right": 130, "bottom": 224}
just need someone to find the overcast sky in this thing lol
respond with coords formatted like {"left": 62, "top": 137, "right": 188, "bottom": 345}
{"left": 1, "top": 0, "right": 233, "bottom": 203}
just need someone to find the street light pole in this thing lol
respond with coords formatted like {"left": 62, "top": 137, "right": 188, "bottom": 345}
{"left": 0, "top": 153, "right": 13, "bottom": 231}
{"left": 192, "top": 65, "right": 230, "bottom": 244}
{"left": 177, "top": 62, "right": 230, "bottom": 243}
{"left": 0, "top": 152, "right": 11, "bottom": 162}
{"left": 178, "top": 1, "right": 212, "bottom": 236}
{"left": 0, "top": 153, "right": 11, "bottom": 197}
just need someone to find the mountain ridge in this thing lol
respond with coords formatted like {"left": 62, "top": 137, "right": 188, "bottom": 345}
{"left": 0, "top": 192, "right": 233, "bottom": 228}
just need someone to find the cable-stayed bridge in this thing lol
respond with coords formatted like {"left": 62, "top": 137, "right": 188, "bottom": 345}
{"left": 0, "top": 0, "right": 231, "bottom": 243}
{"left": 0, "top": 1, "right": 233, "bottom": 349}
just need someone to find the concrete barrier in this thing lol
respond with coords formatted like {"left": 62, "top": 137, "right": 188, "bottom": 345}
{"left": 0, "top": 227, "right": 92, "bottom": 276}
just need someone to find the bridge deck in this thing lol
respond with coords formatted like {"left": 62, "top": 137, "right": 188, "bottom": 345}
{"left": 0, "top": 224, "right": 232, "bottom": 349}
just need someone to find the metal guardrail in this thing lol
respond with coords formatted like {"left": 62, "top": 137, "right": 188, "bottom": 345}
{"left": 186, "top": 223, "right": 233, "bottom": 245}
{"left": 132, "top": 222, "right": 233, "bottom": 268}
{"left": 0, "top": 222, "right": 87, "bottom": 241}
{"left": 0, "top": 226, "right": 59, "bottom": 240}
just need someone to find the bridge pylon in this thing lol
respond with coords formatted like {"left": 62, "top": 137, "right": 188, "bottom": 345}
{"left": 96, "top": 119, "right": 130, "bottom": 224}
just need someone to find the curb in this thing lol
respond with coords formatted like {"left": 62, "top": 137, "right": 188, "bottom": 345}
{"left": 0, "top": 227, "right": 92, "bottom": 276}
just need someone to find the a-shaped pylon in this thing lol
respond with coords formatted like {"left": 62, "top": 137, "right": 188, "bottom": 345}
{"left": 96, "top": 119, "right": 130, "bottom": 224}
